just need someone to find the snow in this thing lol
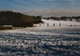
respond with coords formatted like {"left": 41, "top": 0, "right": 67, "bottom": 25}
{"left": 0, "top": 25, "right": 80, "bottom": 56}
{"left": 34, "top": 19, "right": 80, "bottom": 28}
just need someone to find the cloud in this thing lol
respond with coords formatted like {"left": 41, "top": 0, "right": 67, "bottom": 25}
{"left": 68, "top": 0, "right": 75, "bottom": 5}
{"left": 68, "top": 0, "right": 80, "bottom": 5}
{"left": 39, "top": 0, "right": 55, "bottom": 2}
{"left": 25, "top": 9, "right": 80, "bottom": 17}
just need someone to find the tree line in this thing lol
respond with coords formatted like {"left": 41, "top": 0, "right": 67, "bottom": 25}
{"left": 32, "top": 16, "right": 43, "bottom": 24}
{"left": 44, "top": 16, "right": 80, "bottom": 22}
{"left": 0, "top": 11, "right": 42, "bottom": 27}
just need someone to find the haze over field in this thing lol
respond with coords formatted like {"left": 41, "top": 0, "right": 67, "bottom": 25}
{"left": 0, "top": 0, "right": 80, "bottom": 17}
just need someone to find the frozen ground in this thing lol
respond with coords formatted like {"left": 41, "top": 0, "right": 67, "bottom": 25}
{"left": 0, "top": 27, "right": 80, "bottom": 56}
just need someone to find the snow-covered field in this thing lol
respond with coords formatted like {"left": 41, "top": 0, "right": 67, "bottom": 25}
{"left": 0, "top": 27, "right": 80, "bottom": 56}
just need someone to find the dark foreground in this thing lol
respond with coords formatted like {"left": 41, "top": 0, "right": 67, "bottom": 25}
{"left": 0, "top": 27, "right": 80, "bottom": 56}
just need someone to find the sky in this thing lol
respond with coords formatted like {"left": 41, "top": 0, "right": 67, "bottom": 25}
{"left": 0, "top": 0, "right": 80, "bottom": 17}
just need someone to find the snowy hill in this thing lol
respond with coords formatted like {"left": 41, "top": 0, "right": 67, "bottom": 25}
{"left": 34, "top": 19, "right": 80, "bottom": 28}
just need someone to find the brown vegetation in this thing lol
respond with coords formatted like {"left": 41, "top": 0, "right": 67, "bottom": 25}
{"left": 0, "top": 11, "right": 34, "bottom": 27}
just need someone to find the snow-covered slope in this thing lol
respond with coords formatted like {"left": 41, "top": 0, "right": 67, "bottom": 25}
{"left": 34, "top": 19, "right": 80, "bottom": 28}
